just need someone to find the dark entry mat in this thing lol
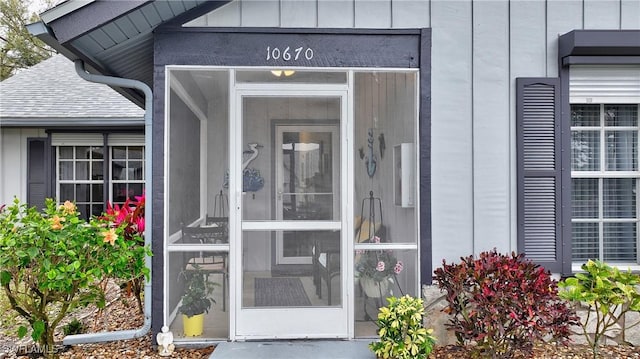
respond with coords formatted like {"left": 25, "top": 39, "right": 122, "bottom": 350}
{"left": 254, "top": 277, "right": 311, "bottom": 307}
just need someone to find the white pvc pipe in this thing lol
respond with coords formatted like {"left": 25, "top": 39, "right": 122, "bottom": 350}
{"left": 63, "top": 60, "right": 153, "bottom": 345}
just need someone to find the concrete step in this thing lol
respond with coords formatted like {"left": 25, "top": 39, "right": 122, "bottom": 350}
{"left": 209, "top": 340, "right": 376, "bottom": 359}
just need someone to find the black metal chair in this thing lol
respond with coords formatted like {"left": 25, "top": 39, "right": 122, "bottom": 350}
{"left": 182, "top": 224, "right": 228, "bottom": 311}
{"left": 312, "top": 232, "right": 341, "bottom": 305}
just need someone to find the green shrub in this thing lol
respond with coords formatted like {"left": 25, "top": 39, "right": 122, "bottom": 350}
{"left": 62, "top": 318, "right": 85, "bottom": 336}
{"left": 559, "top": 259, "right": 640, "bottom": 358}
{"left": 0, "top": 199, "right": 151, "bottom": 359}
{"left": 434, "top": 250, "right": 578, "bottom": 358}
{"left": 369, "top": 295, "right": 436, "bottom": 359}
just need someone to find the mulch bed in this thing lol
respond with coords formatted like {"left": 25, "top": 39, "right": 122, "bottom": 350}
{"left": 3, "top": 281, "right": 639, "bottom": 358}
{"left": 3, "top": 281, "right": 214, "bottom": 359}
{"left": 432, "top": 342, "right": 640, "bottom": 358}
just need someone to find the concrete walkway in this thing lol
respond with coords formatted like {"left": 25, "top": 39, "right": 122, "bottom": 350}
{"left": 209, "top": 340, "right": 376, "bottom": 359}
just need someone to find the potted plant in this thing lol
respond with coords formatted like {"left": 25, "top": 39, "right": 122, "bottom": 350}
{"left": 355, "top": 236, "right": 403, "bottom": 298}
{"left": 178, "top": 264, "right": 216, "bottom": 336}
{"left": 369, "top": 295, "right": 436, "bottom": 359}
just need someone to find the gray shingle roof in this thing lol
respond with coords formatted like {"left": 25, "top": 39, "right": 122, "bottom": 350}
{"left": 0, "top": 54, "right": 144, "bottom": 127}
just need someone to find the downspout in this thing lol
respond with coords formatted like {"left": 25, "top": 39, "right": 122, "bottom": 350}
{"left": 63, "top": 60, "right": 153, "bottom": 344}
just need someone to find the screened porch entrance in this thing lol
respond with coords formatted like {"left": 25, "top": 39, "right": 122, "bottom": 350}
{"left": 234, "top": 89, "right": 348, "bottom": 339}
{"left": 165, "top": 68, "right": 420, "bottom": 342}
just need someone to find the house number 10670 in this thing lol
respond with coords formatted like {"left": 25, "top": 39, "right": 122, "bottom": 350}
{"left": 266, "top": 46, "right": 314, "bottom": 61}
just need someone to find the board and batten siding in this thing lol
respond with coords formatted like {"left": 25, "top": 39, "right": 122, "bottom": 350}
{"left": 186, "top": 0, "right": 640, "bottom": 266}
{"left": 0, "top": 128, "right": 47, "bottom": 206}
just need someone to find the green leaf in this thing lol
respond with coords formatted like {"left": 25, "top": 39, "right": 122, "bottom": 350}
{"left": 46, "top": 270, "right": 56, "bottom": 280}
{"left": 32, "top": 320, "right": 45, "bottom": 341}
{"left": 0, "top": 270, "right": 11, "bottom": 285}
{"left": 17, "top": 326, "right": 27, "bottom": 338}
{"left": 26, "top": 247, "right": 38, "bottom": 259}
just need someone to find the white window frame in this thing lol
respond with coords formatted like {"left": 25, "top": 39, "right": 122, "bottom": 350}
{"left": 571, "top": 103, "right": 640, "bottom": 269}
{"left": 54, "top": 134, "right": 145, "bottom": 218}
{"left": 110, "top": 145, "right": 146, "bottom": 205}
{"left": 56, "top": 145, "right": 106, "bottom": 219}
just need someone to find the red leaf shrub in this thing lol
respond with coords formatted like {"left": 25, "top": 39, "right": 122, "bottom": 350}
{"left": 433, "top": 250, "right": 578, "bottom": 358}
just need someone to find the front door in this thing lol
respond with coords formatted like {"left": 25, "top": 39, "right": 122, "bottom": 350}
{"left": 232, "top": 86, "right": 348, "bottom": 339}
{"left": 275, "top": 125, "right": 339, "bottom": 265}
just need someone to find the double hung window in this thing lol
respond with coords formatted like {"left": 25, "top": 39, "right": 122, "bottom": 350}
{"left": 54, "top": 134, "right": 145, "bottom": 219}
{"left": 571, "top": 104, "right": 639, "bottom": 263}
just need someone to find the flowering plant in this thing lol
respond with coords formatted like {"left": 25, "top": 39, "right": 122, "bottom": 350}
{"left": 0, "top": 198, "right": 150, "bottom": 358}
{"left": 99, "top": 194, "right": 148, "bottom": 313}
{"left": 355, "top": 236, "right": 404, "bottom": 282}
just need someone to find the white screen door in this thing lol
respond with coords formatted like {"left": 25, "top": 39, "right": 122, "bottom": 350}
{"left": 232, "top": 86, "right": 348, "bottom": 339}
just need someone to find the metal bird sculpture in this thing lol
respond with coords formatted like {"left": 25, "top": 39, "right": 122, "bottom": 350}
{"left": 243, "top": 143, "right": 263, "bottom": 170}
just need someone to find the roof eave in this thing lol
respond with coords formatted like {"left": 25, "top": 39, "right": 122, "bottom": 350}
{"left": 0, "top": 118, "right": 145, "bottom": 128}
{"left": 39, "top": 0, "right": 95, "bottom": 23}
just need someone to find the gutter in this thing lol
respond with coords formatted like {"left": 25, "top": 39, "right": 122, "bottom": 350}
{"left": 63, "top": 60, "right": 153, "bottom": 345}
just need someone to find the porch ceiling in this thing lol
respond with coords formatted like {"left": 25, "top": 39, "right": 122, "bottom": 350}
{"left": 30, "top": 0, "right": 232, "bottom": 107}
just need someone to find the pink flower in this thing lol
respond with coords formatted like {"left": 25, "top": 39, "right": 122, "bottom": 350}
{"left": 135, "top": 216, "right": 145, "bottom": 234}
{"left": 394, "top": 261, "right": 404, "bottom": 274}
{"left": 372, "top": 236, "right": 381, "bottom": 243}
{"left": 355, "top": 249, "right": 364, "bottom": 254}
{"left": 376, "top": 261, "right": 385, "bottom": 272}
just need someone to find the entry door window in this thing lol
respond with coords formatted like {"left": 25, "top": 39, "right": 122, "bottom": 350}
{"left": 277, "top": 126, "right": 339, "bottom": 264}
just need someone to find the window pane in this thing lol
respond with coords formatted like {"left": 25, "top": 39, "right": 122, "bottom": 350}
{"left": 129, "top": 183, "right": 144, "bottom": 198}
{"left": 76, "top": 146, "right": 90, "bottom": 159}
{"left": 75, "top": 161, "right": 88, "bottom": 180}
{"left": 76, "top": 184, "right": 89, "bottom": 202}
{"left": 92, "top": 184, "right": 104, "bottom": 202}
{"left": 603, "top": 179, "right": 636, "bottom": 218}
{"left": 604, "top": 222, "right": 637, "bottom": 262}
{"left": 92, "top": 161, "right": 104, "bottom": 180}
{"left": 606, "top": 131, "right": 637, "bottom": 171}
{"left": 112, "top": 161, "right": 126, "bottom": 180}
{"left": 129, "top": 161, "right": 144, "bottom": 180}
{"left": 571, "top": 130, "right": 600, "bottom": 171}
{"left": 605, "top": 105, "right": 638, "bottom": 127}
{"left": 60, "top": 184, "right": 74, "bottom": 201}
{"left": 113, "top": 183, "right": 127, "bottom": 203}
{"left": 59, "top": 146, "right": 73, "bottom": 159}
{"left": 571, "top": 104, "right": 600, "bottom": 127}
{"left": 76, "top": 204, "right": 90, "bottom": 220}
{"left": 59, "top": 161, "right": 73, "bottom": 180}
{"left": 91, "top": 146, "right": 104, "bottom": 159}
{"left": 91, "top": 204, "right": 103, "bottom": 217}
{"left": 112, "top": 146, "right": 126, "bottom": 159}
{"left": 129, "top": 146, "right": 143, "bottom": 159}
{"left": 572, "top": 178, "right": 598, "bottom": 218}
{"left": 572, "top": 222, "right": 599, "bottom": 261}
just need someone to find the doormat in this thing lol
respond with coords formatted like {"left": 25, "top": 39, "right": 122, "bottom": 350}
{"left": 254, "top": 277, "right": 311, "bottom": 307}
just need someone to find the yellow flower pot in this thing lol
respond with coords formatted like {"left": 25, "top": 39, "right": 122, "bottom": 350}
{"left": 182, "top": 313, "right": 204, "bottom": 337}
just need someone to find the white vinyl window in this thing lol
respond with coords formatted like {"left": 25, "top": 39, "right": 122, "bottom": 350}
{"left": 57, "top": 145, "right": 105, "bottom": 219}
{"left": 571, "top": 104, "right": 639, "bottom": 263}
{"left": 111, "top": 145, "right": 145, "bottom": 205}
{"left": 55, "top": 135, "right": 145, "bottom": 219}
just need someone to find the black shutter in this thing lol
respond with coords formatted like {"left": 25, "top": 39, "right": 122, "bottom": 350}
{"left": 516, "top": 78, "right": 569, "bottom": 274}
{"left": 27, "top": 138, "right": 48, "bottom": 210}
